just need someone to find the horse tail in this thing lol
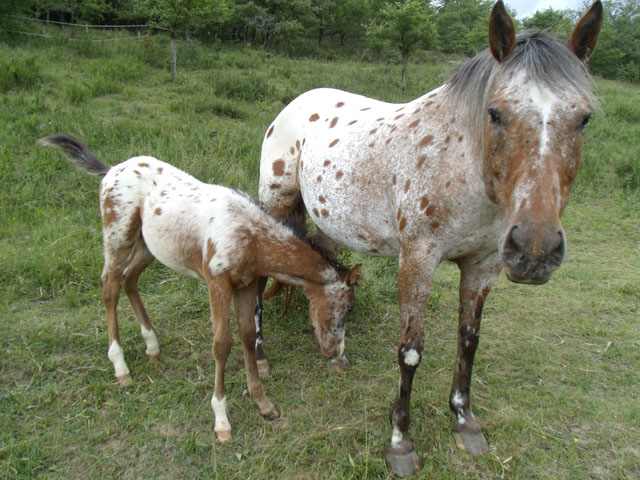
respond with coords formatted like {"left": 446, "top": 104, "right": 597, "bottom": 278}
{"left": 38, "top": 134, "right": 111, "bottom": 176}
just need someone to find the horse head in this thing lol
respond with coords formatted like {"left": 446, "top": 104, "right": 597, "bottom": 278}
{"left": 484, "top": 0, "right": 602, "bottom": 284}
{"left": 307, "top": 264, "right": 360, "bottom": 369}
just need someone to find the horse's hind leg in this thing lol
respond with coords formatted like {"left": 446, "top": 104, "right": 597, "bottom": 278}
{"left": 102, "top": 246, "right": 135, "bottom": 386}
{"left": 121, "top": 241, "right": 158, "bottom": 361}
{"left": 255, "top": 276, "right": 270, "bottom": 377}
{"left": 235, "top": 282, "right": 279, "bottom": 420}
{"left": 449, "top": 256, "right": 502, "bottom": 456}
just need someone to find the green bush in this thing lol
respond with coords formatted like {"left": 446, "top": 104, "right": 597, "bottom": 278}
{"left": 0, "top": 48, "right": 40, "bottom": 93}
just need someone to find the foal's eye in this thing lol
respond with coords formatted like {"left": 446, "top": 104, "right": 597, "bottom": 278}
{"left": 580, "top": 113, "right": 592, "bottom": 131}
{"left": 488, "top": 108, "right": 502, "bottom": 126}
{"left": 347, "top": 304, "right": 354, "bottom": 313}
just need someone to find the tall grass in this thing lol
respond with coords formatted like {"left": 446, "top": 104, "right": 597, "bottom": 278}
{"left": 0, "top": 30, "right": 639, "bottom": 479}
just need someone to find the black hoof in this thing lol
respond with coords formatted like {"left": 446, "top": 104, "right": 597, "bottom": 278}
{"left": 385, "top": 448, "right": 420, "bottom": 478}
{"left": 263, "top": 411, "right": 279, "bottom": 422}
{"left": 331, "top": 354, "right": 351, "bottom": 371}
{"left": 452, "top": 430, "right": 489, "bottom": 456}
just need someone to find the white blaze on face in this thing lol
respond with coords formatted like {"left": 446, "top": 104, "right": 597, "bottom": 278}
{"left": 211, "top": 394, "right": 231, "bottom": 433}
{"left": 107, "top": 340, "right": 129, "bottom": 379}
{"left": 527, "top": 82, "right": 560, "bottom": 157}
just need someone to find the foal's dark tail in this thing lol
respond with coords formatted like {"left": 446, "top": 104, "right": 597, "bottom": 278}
{"left": 38, "top": 134, "right": 111, "bottom": 176}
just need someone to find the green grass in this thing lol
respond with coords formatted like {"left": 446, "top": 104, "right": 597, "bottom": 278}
{"left": 1, "top": 31, "right": 639, "bottom": 479}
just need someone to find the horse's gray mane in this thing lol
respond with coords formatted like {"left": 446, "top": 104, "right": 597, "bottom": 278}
{"left": 443, "top": 31, "right": 598, "bottom": 135}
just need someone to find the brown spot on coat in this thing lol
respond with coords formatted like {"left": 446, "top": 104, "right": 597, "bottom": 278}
{"left": 157, "top": 167, "right": 163, "bottom": 174}
{"left": 458, "top": 135, "right": 464, "bottom": 142}
{"left": 133, "top": 170, "right": 141, "bottom": 177}
{"left": 330, "top": 117, "right": 339, "bottom": 128}
{"left": 329, "top": 139, "right": 339, "bottom": 147}
{"left": 397, "top": 208, "right": 402, "bottom": 221}
{"left": 420, "top": 196, "right": 429, "bottom": 210}
{"left": 408, "top": 119, "right": 420, "bottom": 129}
{"left": 394, "top": 114, "right": 405, "bottom": 120}
{"left": 309, "top": 113, "right": 320, "bottom": 122}
{"left": 313, "top": 208, "right": 320, "bottom": 217}
{"left": 296, "top": 140, "right": 301, "bottom": 150}
{"left": 399, "top": 217, "right": 407, "bottom": 231}
{"left": 138, "top": 162, "right": 150, "bottom": 168}
{"left": 369, "top": 128, "right": 377, "bottom": 135}
{"left": 336, "top": 102, "right": 345, "bottom": 108}
{"left": 416, "top": 154, "right": 427, "bottom": 169}
{"left": 290, "top": 146, "right": 295, "bottom": 155}
{"left": 431, "top": 222, "right": 440, "bottom": 229}
{"left": 267, "top": 125, "right": 275, "bottom": 138}
{"left": 317, "top": 175, "right": 323, "bottom": 182}
{"left": 102, "top": 194, "right": 118, "bottom": 227}
{"left": 419, "top": 135, "right": 434, "bottom": 148}
{"left": 154, "top": 207, "right": 162, "bottom": 216}
{"left": 360, "top": 107, "right": 371, "bottom": 111}
{"left": 270, "top": 184, "right": 281, "bottom": 190}
{"left": 272, "top": 160, "right": 285, "bottom": 176}
{"left": 323, "top": 160, "right": 331, "bottom": 167}
{"left": 321, "top": 209, "right": 329, "bottom": 218}
{"left": 404, "top": 180, "right": 411, "bottom": 193}
{"left": 335, "top": 171, "right": 343, "bottom": 180}
{"left": 445, "top": 180, "right": 451, "bottom": 188}
{"left": 392, "top": 174, "right": 396, "bottom": 185}
{"left": 348, "top": 120, "right": 358, "bottom": 125}
{"left": 426, "top": 205, "right": 436, "bottom": 216}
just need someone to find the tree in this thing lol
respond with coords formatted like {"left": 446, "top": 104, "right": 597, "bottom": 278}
{"left": 366, "top": 0, "right": 437, "bottom": 90}
{"left": 434, "top": 0, "right": 493, "bottom": 55}
{"left": 521, "top": 8, "right": 574, "bottom": 37}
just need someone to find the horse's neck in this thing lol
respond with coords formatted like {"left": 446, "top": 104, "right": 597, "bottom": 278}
{"left": 255, "top": 231, "right": 338, "bottom": 290}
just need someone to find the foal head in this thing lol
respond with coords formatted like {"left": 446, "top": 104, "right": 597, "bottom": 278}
{"left": 307, "top": 265, "right": 361, "bottom": 363}
{"left": 451, "top": 1, "right": 602, "bottom": 284}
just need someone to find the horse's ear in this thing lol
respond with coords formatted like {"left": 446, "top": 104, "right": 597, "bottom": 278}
{"left": 568, "top": 0, "right": 603, "bottom": 61}
{"left": 489, "top": 0, "right": 516, "bottom": 63}
{"left": 345, "top": 264, "right": 362, "bottom": 287}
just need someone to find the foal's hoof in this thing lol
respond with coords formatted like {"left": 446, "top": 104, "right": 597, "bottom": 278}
{"left": 146, "top": 353, "right": 160, "bottom": 363}
{"left": 385, "top": 448, "right": 421, "bottom": 478}
{"left": 452, "top": 430, "right": 489, "bottom": 456}
{"left": 215, "top": 430, "right": 232, "bottom": 442}
{"left": 116, "top": 374, "right": 133, "bottom": 386}
{"left": 257, "top": 359, "right": 270, "bottom": 378}
{"left": 262, "top": 408, "right": 280, "bottom": 422}
{"left": 331, "top": 354, "right": 351, "bottom": 372}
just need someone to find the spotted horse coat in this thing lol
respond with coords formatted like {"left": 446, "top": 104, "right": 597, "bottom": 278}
{"left": 257, "top": 1, "right": 603, "bottom": 476}
{"left": 38, "top": 134, "right": 360, "bottom": 443}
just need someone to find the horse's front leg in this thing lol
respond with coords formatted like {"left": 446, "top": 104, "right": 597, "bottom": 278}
{"left": 385, "top": 246, "right": 439, "bottom": 478}
{"left": 450, "top": 255, "right": 502, "bottom": 455}
{"left": 207, "top": 278, "right": 234, "bottom": 442}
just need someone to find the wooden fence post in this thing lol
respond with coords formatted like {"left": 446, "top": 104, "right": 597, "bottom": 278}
{"left": 170, "top": 26, "right": 177, "bottom": 80}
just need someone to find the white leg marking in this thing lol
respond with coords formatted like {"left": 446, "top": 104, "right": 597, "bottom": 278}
{"left": 108, "top": 340, "right": 130, "bottom": 378}
{"left": 403, "top": 348, "right": 420, "bottom": 366}
{"left": 452, "top": 390, "right": 464, "bottom": 408}
{"left": 211, "top": 394, "right": 231, "bottom": 433}
{"left": 140, "top": 324, "right": 159, "bottom": 357}
{"left": 391, "top": 426, "right": 403, "bottom": 447}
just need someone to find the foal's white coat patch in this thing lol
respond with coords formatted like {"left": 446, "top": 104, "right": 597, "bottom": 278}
{"left": 107, "top": 340, "right": 129, "bottom": 378}
{"left": 211, "top": 394, "right": 231, "bottom": 433}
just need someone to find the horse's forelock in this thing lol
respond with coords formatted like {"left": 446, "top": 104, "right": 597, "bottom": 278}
{"left": 444, "top": 31, "right": 597, "bottom": 136}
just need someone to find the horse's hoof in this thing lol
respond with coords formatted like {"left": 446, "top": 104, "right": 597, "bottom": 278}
{"left": 257, "top": 359, "right": 270, "bottom": 378}
{"left": 453, "top": 430, "right": 489, "bottom": 456}
{"left": 146, "top": 353, "right": 160, "bottom": 363}
{"left": 116, "top": 374, "right": 133, "bottom": 386}
{"left": 215, "top": 430, "right": 232, "bottom": 442}
{"left": 262, "top": 409, "right": 280, "bottom": 421}
{"left": 331, "top": 354, "right": 351, "bottom": 371}
{"left": 385, "top": 448, "right": 421, "bottom": 478}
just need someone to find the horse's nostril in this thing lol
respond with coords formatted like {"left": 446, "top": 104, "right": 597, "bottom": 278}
{"left": 506, "top": 225, "right": 525, "bottom": 253}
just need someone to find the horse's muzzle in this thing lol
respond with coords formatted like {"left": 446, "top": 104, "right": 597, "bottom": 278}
{"left": 501, "top": 223, "right": 566, "bottom": 285}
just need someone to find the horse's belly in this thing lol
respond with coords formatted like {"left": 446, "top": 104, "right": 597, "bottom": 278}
{"left": 300, "top": 171, "right": 399, "bottom": 256}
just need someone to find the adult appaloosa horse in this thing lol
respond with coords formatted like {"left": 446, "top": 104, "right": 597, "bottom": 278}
{"left": 256, "top": 0, "right": 602, "bottom": 475}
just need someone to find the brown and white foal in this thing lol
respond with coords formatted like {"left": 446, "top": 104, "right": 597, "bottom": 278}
{"left": 39, "top": 134, "right": 359, "bottom": 441}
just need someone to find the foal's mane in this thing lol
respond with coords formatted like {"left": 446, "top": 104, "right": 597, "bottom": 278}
{"left": 444, "top": 31, "right": 598, "bottom": 136}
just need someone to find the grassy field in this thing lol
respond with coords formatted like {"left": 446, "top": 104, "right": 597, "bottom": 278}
{"left": 1, "top": 30, "right": 639, "bottom": 479}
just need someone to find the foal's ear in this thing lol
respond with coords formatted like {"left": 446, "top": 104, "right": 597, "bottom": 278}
{"left": 489, "top": 0, "right": 516, "bottom": 63}
{"left": 568, "top": 0, "right": 603, "bottom": 61}
{"left": 345, "top": 264, "right": 362, "bottom": 287}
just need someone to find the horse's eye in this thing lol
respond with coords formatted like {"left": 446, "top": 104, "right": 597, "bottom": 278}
{"left": 488, "top": 108, "right": 502, "bottom": 125}
{"left": 347, "top": 304, "right": 354, "bottom": 313}
{"left": 580, "top": 113, "right": 591, "bottom": 130}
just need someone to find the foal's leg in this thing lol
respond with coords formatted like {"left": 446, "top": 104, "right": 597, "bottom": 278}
{"left": 385, "top": 246, "right": 439, "bottom": 478}
{"left": 121, "top": 241, "right": 158, "bottom": 361}
{"left": 234, "top": 282, "right": 279, "bottom": 420}
{"left": 102, "top": 246, "right": 135, "bottom": 386}
{"left": 207, "top": 277, "right": 234, "bottom": 441}
{"left": 449, "top": 256, "right": 502, "bottom": 456}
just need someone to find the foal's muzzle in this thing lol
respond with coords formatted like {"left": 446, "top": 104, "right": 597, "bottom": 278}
{"left": 501, "top": 222, "right": 566, "bottom": 285}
